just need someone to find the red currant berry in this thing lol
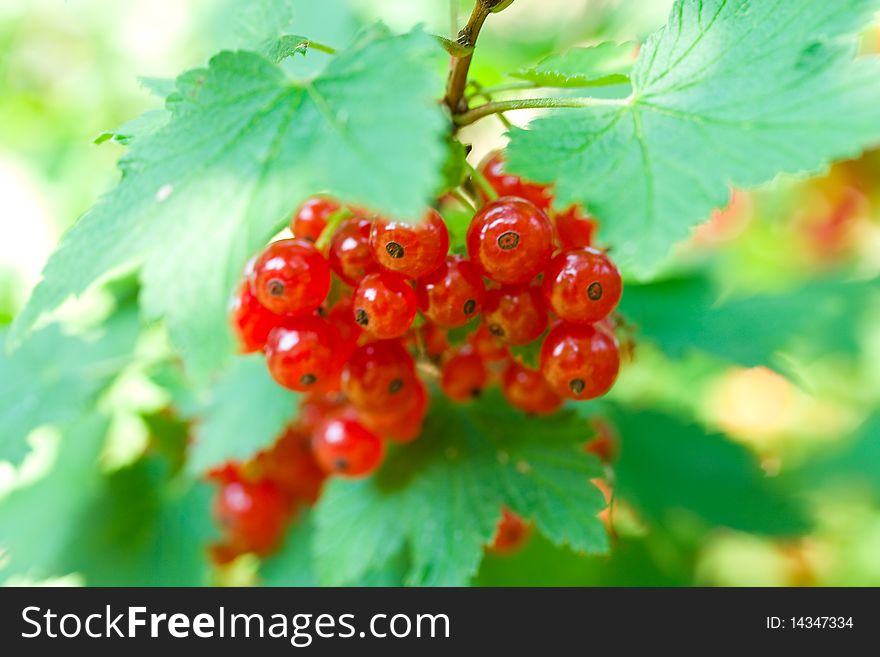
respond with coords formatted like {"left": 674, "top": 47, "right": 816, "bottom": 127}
{"left": 554, "top": 205, "right": 596, "bottom": 249}
{"left": 584, "top": 419, "right": 618, "bottom": 463}
{"left": 342, "top": 340, "right": 417, "bottom": 412}
{"left": 229, "top": 281, "right": 283, "bottom": 353}
{"left": 264, "top": 316, "right": 342, "bottom": 393}
{"left": 482, "top": 286, "right": 547, "bottom": 346}
{"left": 370, "top": 209, "right": 449, "bottom": 279}
{"left": 252, "top": 239, "right": 331, "bottom": 315}
{"left": 542, "top": 247, "right": 622, "bottom": 324}
{"left": 469, "top": 323, "right": 509, "bottom": 362}
{"left": 325, "top": 295, "right": 362, "bottom": 359}
{"left": 466, "top": 197, "right": 554, "bottom": 285}
{"left": 419, "top": 321, "right": 449, "bottom": 359}
{"left": 501, "top": 362, "right": 563, "bottom": 415}
{"left": 298, "top": 395, "right": 346, "bottom": 433}
{"left": 210, "top": 465, "right": 288, "bottom": 556}
{"left": 352, "top": 271, "right": 417, "bottom": 339}
{"left": 416, "top": 254, "right": 485, "bottom": 328}
{"left": 487, "top": 508, "right": 531, "bottom": 554}
{"left": 312, "top": 417, "right": 384, "bottom": 477}
{"left": 255, "top": 426, "right": 326, "bottom": 504}
{"left": 290, "top": 196, "right": 339, "bottom": 242}
{"left": 539, "top": 322, "right": 620, "bottom": 400}
{"left": 478, "top": 151, "right": 553, "bottom": 211}
{"left": 358, "top": 378, "right": 428, "bottom": 443}
{"left": 440, "top": 347, "right": 488, "bottom": 402}
{"left": 328, "top": 218, "right": 378, "bottom": 286}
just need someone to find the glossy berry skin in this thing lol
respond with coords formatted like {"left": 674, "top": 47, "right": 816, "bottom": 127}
{"left": 501, "top": 362, "right": 563, "bottom": 415}
{"left": 542, "top": 247, "right": 622, "bottom": 324}
{"left": 416, "top": 255, "right": 485, "bottom": 328}
{"left": 229, "top": 281, "right": 282, "bottom": 353}
{"left": 441, "top": 348, "right": 488, "bottom": 402}
{"left": 328, "top": 218, "right": 378, "bottom": 286}
{"left": 554, "top": 205, "right": 595, "bottom": 249}
{"left": 358, "top": 378, "right": 428, "bottom": 443}
{"left": 264, "top": 317, "right": 342, "bottom": 393}
{"left": 487, "top": 508, "right": 531, "bottom": 555}
{"left": 325, "top": 295, "right": 362, "bottom": 359}
{"left": 291, "top": 196, "right": 339, "bottom": 242}
{"left": 210, "top": 465, "right": 289, "bottom": 557}
{"left": 370, "top": 209, "right": 449, "bottom": 279}
{"left": 468, "top": 323, "right": 509, "bottom": 362}
{"left": 312, "top": 417, "right": 384, "bottom": 477}
{"left": 252, "top": 239, "right": 331, "bottom": 315}
{"left": 254, "top": 426, "right": 326, "bottom": 504}
{"left": 352, "top": 272, "right": 417, "bottom": 339}
{"left": 342, "top": 340, "right": 417, "bottom": 412}
{"left": 540, "top": 322, "right": 620, "bottom": 400}
{"left": 419, "top": 322, "right": 449, "bottom": 359}
{"left": 482, "top": 286, "right": 548, "bottom": 346}
{"left": 466, "top": 197, "right": 554, "bottom": 285}
{"left": 478, "top": 151, "right": 553, "bottom": 211}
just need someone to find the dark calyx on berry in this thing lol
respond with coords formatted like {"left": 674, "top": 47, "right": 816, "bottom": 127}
{"left": 463, "top": 299, "right": 476, "bottom": 315}
{"left": 334, "top": 457, "right": 349, "bottom": 471}
{"left": 300, "top": 373, "right": 317, "bottom": 386}
{"left": 385, "top": 241, "right": 405, "bottom": 259}
{"left": 497, "top": 231, "right": 520, "bottom": 250}
{"left": 388, "top": 378, "right": 404, "bottom": 394}
{"left": 488, "top": 324, "right": 505, "bottom": 337}
{"left": 355, "top": 309, "right": 369, "bottom": 326}
{"left": 587, "top": 282, "right": 603, "bottom": 301}
{"left": 268, "top": 279, "right": 285, "bottom": 296}
{"left": 570, "top": 379, "right": 586, "bottom": 395}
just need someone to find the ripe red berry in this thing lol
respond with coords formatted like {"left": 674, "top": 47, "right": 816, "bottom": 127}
{"left": 542, "top": 247, "right": 622, "bottom": 324}
{"left": 342, "top": 340, "right": 417, "bottom": 412}
{"left": 440, "top": 348, "right": 488, "bottom": 402}
{"left": 325, "top": 295, "right": 362, "bottom": 358}
{"left": 482, "top": 286, "right": 548, "bottom": 346}
{"left": 210, "top": 464, "right": 289, "bottom": 557}
{"left": 418, "top": 321, "right": 449, "bottom": 359}
{"left": 554, "top": 205, "right": 596, "bottom": 249}
{"left": 291, "top": 196, "right": 339, "bottom": 242}
{"left": 328, "top": 218, "right": 378, "bottom": 286}
{"left": 229, "top": 281, "right": 283, "bottom": 353}
{"left": 478, "top": 151, "right": 553, "bottom": 211}
{"left": 358, "top": 378, "right": 428, "bottom": 443}
{"left": 466, "top": 197, "right": 554, "bottom": 285}
{"left": 352, "top": 271, "right": 417, "bottom": 339}
{"left": 264, "top": 316, "right": 342, "bottom": 393}
{"left": 252, "top": 239, "right": 331, "bottom": 315}
{"left": 540, "top": 323, "right": 620, "bottom": 400}
{"left": 370, "top": 209, "right": 449, "bottom": 279}
{"left": 254, "top": 426, "right": 326, "bottom": 504}
{"left": 469, "top": 323, "right": 509, "bottom": 362}
{"left": 416, "top": 254, "right": 485, "bottom": 328}
{"left": 312, "top": 417, "right": 384, "bottom": 477}
{"left": 501, "top": 362, "right": 563, "bottom": 415}
{"left": 487, "top": 508, "right": 531, "bottom": 555}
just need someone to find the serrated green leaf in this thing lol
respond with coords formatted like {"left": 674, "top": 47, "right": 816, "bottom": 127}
{"left": 95, "top": 109, "right": 169, "bottom": 146}
{"left": 513, "top": 41, "right": 635, "bottom": 88}
{"left": 263, "top": 34, "right": 311, "bottom": 63}
{"left": 189, "top": 354, "right": 298, "bottom": 473}
{"left": 0, "top": 308, "right": 140, "bottom": 464}
{"left": 609, "top": 407, "right": 809, "bottom": 535}
{"left": 313, "top": 391, "right": 607, "bottom": 586}
{"left": 507, "top": 0, "right": 880, "bottom": 277}
{"left": 11, "top": 26, "right": 446, "bottom": 379}
{"left": 139, "top": 76, "right": 176, "bottom": 98}
{"left": 620, "top": 273, "right": 879, "bottom": 366}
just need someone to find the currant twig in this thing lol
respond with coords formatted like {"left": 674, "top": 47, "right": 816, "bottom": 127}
{"left": 454, "top": 95, "right": 632, "bottom": 126}
{"left": 444, "top": 2, "right": 493, "bottom": 114}
{"left": 449, "top": 187, "right": 478, "bottom": 212}
{"left": 466, "top": 160, "right": 498, "bottom": 201}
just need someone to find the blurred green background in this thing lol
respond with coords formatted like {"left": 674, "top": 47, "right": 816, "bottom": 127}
{"left": 1, "top": 0, "right": 879, "bottom": 587}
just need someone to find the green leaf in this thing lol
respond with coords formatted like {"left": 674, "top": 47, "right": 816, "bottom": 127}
{"left": 0, "top": 309, "right": 140, "bottom": 464}
{"left": 507, "top": 0, "right": 880, "bottom": 276}
{"left": 313, "top": 391, "right": 607, "bottom": 586}
{"left": 609, "top": 407, "right": 809, "bottom": 535}
{"left": 620, "top": 273, "right": 879, "bottom": 366}
{"left": 0, "top": 415, "right": 108, "bottom": 580}
{"left": 139, "top": 76, "right": 176, "bottom": 98}
{"left": 11, "top": 26, "right": 446, "bottom": 378}
{"left": 95, "top": 109, "right": 169, "bottom": 146}
{"left": 509, "top": 329, "right": 548, "bottom": 369}
{"left": 435, "top": 35, "right": 474, "bottom": 58}
{"left": 189, "top": 354, "right": 298, "bottom": 473}
{"left": 513, "top": 41, "right": 635, "bottom": 88}
{"left": 263, "top": 34, "right": 311, "bottom": 63}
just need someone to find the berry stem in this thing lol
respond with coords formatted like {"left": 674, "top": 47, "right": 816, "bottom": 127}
{"left": 306, "top": 40, "right": 337, "bottom": 55}
{"left": 454, "top": 95, "right": 632, "bottom": 126}
{"left": 465, "top": 160, "right": 498, "bottom": 201}
{"left": 444, "top": 2, "right": 494, "bottom": 114}
{"left": 449, "top": 187, "right": 478, "bottom": 212}
{"left": 314, "top": 207, "right": 353, "bottom": 252}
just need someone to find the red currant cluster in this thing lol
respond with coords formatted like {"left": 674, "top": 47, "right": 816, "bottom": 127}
{"left": 228, "top": 151, "right": 624, "bottom": 484}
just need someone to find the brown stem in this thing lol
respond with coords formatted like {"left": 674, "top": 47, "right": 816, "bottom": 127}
{"left": 444, "top": 2, "right": 492, "bottom": 115}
